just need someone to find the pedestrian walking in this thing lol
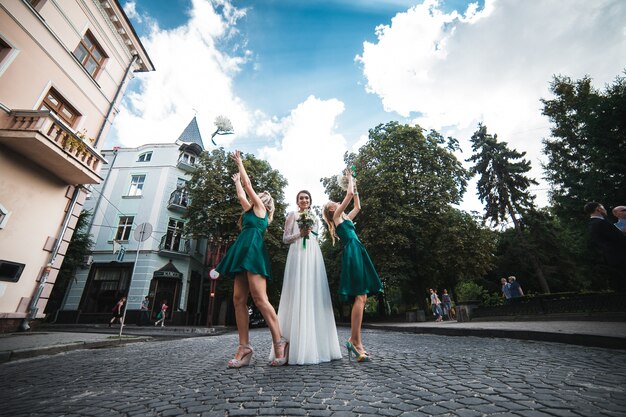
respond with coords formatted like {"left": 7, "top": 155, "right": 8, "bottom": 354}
{"left": 109, "top": 296, "right": 126, "bottom": 327}
{"left": 508, "top": 276, "right": 524, "bottom": 298}
{"left": 139, "top": 295, "right": 150, "bottom": 326}
{"left": 213, "top": 150, "right": 288, "bottom": 368}
{"left": 501, "top": 277, "right": 512, "bottom": 302}
{"left": 441, "top": 289, "right": 453, "bottom": 320}
{"left": 429, "top": 289, "right": 443, "bottom": 322}
{"left": 322, "top": 169, "right": 383, "bottom": 363}
{"left": 154, "top": 299, "right": 168, "bottom": 327}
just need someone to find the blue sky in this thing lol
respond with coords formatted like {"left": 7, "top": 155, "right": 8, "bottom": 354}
{"left": 111, "top": 0, "right": 625, "bottom": 215}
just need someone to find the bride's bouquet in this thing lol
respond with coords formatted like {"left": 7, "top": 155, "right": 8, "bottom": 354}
{"left": 335, "top": 164, "right": 357, "bottom": 191}
{"left": 296, "top": 210, "right": 316, "bottom": 248}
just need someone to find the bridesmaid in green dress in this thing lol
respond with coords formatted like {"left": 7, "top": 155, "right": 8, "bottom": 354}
{"left": 322, "top": 170, "right": 383, "bottom": 362}
{"left": 214, "top": 150, "right": 288, "bottom": 368}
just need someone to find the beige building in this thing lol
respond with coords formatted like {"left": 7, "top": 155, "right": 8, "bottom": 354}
{"left": 0, "top": 0, "right": 153, "bottom": 332}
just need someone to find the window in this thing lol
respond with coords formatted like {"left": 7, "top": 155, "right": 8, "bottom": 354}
{"left": 176, "top": 178, "right": 186, "bottom": 189}
{"left": 115, "top": 216, "right": 134, "bottom": 241}
{"left": 38, "top": 88, "right": 80, "bottom": 127}
{"left": 164, "top": 218, "right": 184, "bottom": 251}
{"left": 128, "top": 175, "right": 145, "bottom": 196}
{"left": 73, "top": 31, "right": 107, "bottom": 78}
{"left": 25, "top": 0, "right": 46, "bottom": 11}
{"left": 138, "top": 152, "right": 152, "bottom": 162}
{"left": 79, "top": 265, "right": 132, "bottom": 314}
{"left": 0, "top": 36, "right": 19, "bottom": 78}
{"left": 0, "top": 260, "right": 25, "bottom": 282}
{"left": 180, "top": 153, "right": 196, "bottom": 165}
{"left": 0, "top": 203, "right": 11, "bottom": 229}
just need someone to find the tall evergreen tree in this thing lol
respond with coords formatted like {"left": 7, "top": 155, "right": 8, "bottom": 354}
{"left": 467, "top": 124, "right": 551, "bottom": 293}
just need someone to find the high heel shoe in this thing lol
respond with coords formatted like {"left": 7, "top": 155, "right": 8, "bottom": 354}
{"left": 345, "top": 341, "right": 370, "bottom": 362}
{"left": 227, "top": 344, "right": 254, "bottom": 368}
{"left": 271, "top": 337, "right": 289, "bottom": 366}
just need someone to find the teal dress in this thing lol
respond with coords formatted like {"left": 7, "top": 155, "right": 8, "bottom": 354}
{"left": 336, "top": 220, "right": 383, "bottom": 302}
{"left": 215, "top": 210, "right": 272, "bottom": 280}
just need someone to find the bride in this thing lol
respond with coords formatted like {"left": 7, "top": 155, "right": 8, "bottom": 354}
{"left": 269, "top": 190, "right": 342, "bottom": 365}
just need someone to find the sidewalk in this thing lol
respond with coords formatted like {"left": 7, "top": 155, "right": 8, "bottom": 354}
{"left": 363, "top": 319, "right": 626, "bottom": 349}
{"left": 0, "top": 323, "right": 226, "bottom": 364}
{"left": 1, "top": 320, "right": 625, "bottom": 364}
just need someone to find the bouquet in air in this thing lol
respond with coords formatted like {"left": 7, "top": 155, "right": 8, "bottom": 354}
{"left": 296, "top": 210, "right": 316, "bottom": 248}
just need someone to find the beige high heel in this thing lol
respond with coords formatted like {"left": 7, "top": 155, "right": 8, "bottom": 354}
{"left": 270, "top": 337, "right": 289, "bottom": 366}
{"left": 227, "top": 344, "right": 254, "bottom": 368}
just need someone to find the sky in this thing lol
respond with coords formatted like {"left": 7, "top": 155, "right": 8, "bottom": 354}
{"left": 110, "top": 0, "right": 626, "bottom": 215}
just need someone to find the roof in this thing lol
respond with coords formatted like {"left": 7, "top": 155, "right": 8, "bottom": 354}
{"left": 176, "top": 116, "right": 204, "bottom": 150}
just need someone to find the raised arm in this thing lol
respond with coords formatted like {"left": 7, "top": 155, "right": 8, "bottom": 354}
{"left": 333, "top": 169, "right": 355, "bottom": 224}
{"left": 230, "top": 150, "right": 265, "bottom": 216}
{"left": 232, "top": 172, "right": 252, "bottom": 212}
{"left": 346, "top": 178, "right": 361, "bottom": 221}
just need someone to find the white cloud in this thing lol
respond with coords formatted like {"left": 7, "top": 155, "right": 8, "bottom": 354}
{"left": 122, "top": 1, "right": 142, "bottom": 23}
{"left": 111, "top": 0, "right": 251, "bottom": 148}
{"left": 357, "top": 0, "right": 626, "bottom": 210}
{"left": 258, "top": 96, "right": 348, "bottom": 212}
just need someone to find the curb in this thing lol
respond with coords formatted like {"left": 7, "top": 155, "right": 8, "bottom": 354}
{"left": 363, "top": 324, "right": 626, "bottom": 350}
{"left": 0, "top": 336, "right": 152, "bottom": 364}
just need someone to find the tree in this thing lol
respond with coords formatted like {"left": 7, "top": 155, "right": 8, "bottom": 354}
{"left": 467, "top": 124, "right": 551, "bottom": 293}
{"left": 45, "top": 210, "right": 94, "bottom": 315}
{"left": 321, "top": 122, "right": 494, "bottom": 312}
{"left": 184, "top": 149, "right": 288, "bottom": 305}
{"left": 541, "top": 73, "right": 626, "bottom": 225}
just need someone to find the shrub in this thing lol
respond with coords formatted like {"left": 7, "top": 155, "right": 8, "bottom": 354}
{"left": 455, "top": 281, "right": 487, "bottom": 302}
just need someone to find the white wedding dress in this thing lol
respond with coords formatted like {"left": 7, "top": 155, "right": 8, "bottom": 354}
{"left": 269, "top": 211, "right": 342, "bottom": 365}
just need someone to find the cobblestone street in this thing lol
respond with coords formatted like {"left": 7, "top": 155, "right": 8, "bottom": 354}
{"left": 2, "top": 328, "right": 625, "bottom": 417}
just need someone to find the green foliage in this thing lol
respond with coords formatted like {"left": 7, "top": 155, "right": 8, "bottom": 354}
{"left": 467, "top": 124, "right": 538, "bottom": 227}
{"left": 467, "top": 124, "right": 554, "bottom": 293}
{"left": 321, "top": 122, "right": 495, "bottom": 312}
{"left": 541, "top": 72, "right": 626, "bottom": 225}
{"left": 184, "top": 149, "right": 288, "bottom": 304}
{"left": 540, "top": 72, "right": 626, "bottom": 290}
{"left": 454, "top": 280, "right": 487, "bottom": 302}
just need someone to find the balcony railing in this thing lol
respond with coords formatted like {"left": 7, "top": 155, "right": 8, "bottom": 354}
{"left": 0, "top": 110, "right": 104, "bottom": 184}
{"left": 168, "top": 189, "right": 191, "bottom": 212}
{"left": 158, "top": 234, "right": 191, "bottom": 257}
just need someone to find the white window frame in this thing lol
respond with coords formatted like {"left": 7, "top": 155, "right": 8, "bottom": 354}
{"left": 138, "top": 152, "right": 152, "bottom": 162}
{"left": 115, "top": 216, "right": 134, "bottom": 241}
{"left": 0, "top": 33, "right": 20, "bottom": 79}
{"left": 128, "top": 174, "right": 145, "bottom": 196}
{"left": 0, "top": 203, "right": 11, "bottom": 229}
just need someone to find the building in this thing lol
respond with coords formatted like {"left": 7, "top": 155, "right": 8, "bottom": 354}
{"left": 0, "top": 0, "right": 154, "bottom": 331}
{"left": 59, "top": 117, "right": 208, "bottom": 326}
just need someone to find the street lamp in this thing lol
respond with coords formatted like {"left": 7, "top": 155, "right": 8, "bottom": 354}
{"left": 210, "top": 115, "right": 234, "bottom": 146}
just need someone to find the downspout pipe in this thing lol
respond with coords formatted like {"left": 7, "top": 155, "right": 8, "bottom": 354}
{"left": 20, "top": 185, "right": 83, "bottom": 331}
{"left": 94, "top": 54, "right": 138, "bottom": 148}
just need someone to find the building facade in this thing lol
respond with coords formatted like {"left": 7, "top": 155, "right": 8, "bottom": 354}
{"left": 0, "top": 0, "right": 153, "bottom": 331}
{"left": 59, "top": 118, "right": 209, "bottom": 326}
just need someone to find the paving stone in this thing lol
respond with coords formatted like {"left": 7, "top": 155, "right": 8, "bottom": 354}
{"left": 0, "top": 328, "right": 623, "bottom": 417}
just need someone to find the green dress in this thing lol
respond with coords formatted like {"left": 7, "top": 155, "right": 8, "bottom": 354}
{"left": 336, "top": 220, "right": 383, "bottom": 302}
{"left": 215, "top": 209, "right": 272, "bottom": 280}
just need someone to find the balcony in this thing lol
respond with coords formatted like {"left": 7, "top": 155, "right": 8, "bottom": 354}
{"left": 176, "top": 158, "right": 197, "bottom": 172}
{"left": 0, "top": 110, "right": 104, "bottom": 185}
{"left": 168, "top": 189, "right": 191, "bottom": 213}
{"left": 158, "top": 234, "right": 191, "bottom": 258}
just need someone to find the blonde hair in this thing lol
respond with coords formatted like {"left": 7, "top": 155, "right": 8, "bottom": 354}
{"left": 259, "top": 191, "right": 275, "bottom": 224}
{"left": 322, "top": 202, "right": 338, "bottom": 246}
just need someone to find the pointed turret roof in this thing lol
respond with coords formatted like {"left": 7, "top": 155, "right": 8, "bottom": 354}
{"left": 176, "top": 116, "right": 204, "bottom": 150}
